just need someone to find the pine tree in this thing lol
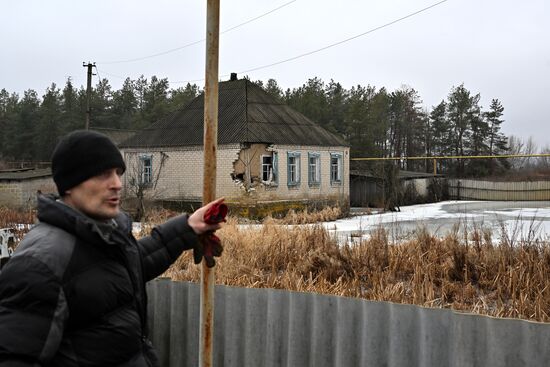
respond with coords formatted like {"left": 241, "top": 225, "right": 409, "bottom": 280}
{"left": 285, "top": 77, "right": 328, "bottom": 130}
{"left": 90, "top": 78, "right": 115, "bottom": 128}
{"left": 484, "top": 99, "right": 507, "bottom": 155}
{"left": 264, "top": 79, "right": 283, "bottom": 100}
{"left": 143, "top": 76, "right": 169, "bottom": 124}
{"left": 112, "top": 78, "right": 138, "bottom": 129}
{"left": 484, "top": 98, "right": 509, "bottom": 173}
{"left": 325, "top": 80, "right": 348, "bottom": 135}
{"left": 37, "top": 83, "right": 63, "bottom": 160}
{"left": 447, "top": 84, "right": 480, "bottom": 175}
{"left": 389, "top": 87, "right": 426, "bottom": 169}
{"left": 168, "top": 83, "right": 200, "bottom": 113}
{"left": 369, "top": 88, "right": 391, "bottom": 157}
{"left": 0, "top": 89, "right": 20, "bottom": 160}
{"left": 61, "top": 77, "right": 82, "bottom": 132}
{"left": 429, "top": 101, "right": 451, "bottom": 155}
{"left": 13, "top": 90, "right": 40, "bottom": 160}
{"left": 344, "top": 85, "right": 370, "bottom": 157}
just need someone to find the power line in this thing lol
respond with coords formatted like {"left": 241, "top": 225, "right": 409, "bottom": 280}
{"left": 221, "top": 0, "right": 296, "bottom": 34}
{"left": 95, "top": 67, "right": 127, "bottom": 80}
{"left": 237, "top": 0, "right": 449, "bottom": 75}
{"left": 97, "top": 0, "right": 296, "bottom": 65}
{"left": 172, "top": 0, "right": 449, "bottom": 85}
{"left": 98, "top": 0, "right": 448, "bottom": 85}
{"left": 93, "top": 65, "right": 102, "bottom": 82}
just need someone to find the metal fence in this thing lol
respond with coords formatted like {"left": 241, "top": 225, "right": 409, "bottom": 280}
{"left": 448, "top": 179, "right": 550, "bottom": 201}
{"left": 146, "top": 279, "right": 550, "bottom": 367}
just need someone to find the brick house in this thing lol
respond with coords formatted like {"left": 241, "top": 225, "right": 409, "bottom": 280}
{"left": 0, "top": 168, "right": 56, "bottom": 209}
{"left": 120, "top": 76, "right": 349, "bottom": 216}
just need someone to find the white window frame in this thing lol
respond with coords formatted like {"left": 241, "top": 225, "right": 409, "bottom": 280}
{"left": 139, "top": 154, "right": 153, "bottom": 186}
{"left": 308, "top": 152, "right": 321, "bottom": 186}
{"left": 330, "top": 152, "right": 343, "bottom": 185}
{"left": 261, "top": 155, "right": 273, "bottom": 183}
{"left": 287, "top": 151, "right": 301, "bottom": 187}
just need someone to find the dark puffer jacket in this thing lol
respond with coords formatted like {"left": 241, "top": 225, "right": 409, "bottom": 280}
{"left": 0, "top": 194, "right": 198, "bottom": 366}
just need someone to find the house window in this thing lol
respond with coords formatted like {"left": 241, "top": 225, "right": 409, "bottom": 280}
{"left": 262, "top": 155, "right": 273, "bottom": 182}
{"left": 261, "top": 152, "right": 278, "bottom": 185}
{"left": 308, "top": 152, "right": 321, "bottom": 186}
{"left": 287, "top": 152, "right": 301, "bottom": 186}
{"left": 330, "top": 153, "right": 342, "bottom": 184}
{"left": 139, "top": 154, "right": 153, "bottom": 186}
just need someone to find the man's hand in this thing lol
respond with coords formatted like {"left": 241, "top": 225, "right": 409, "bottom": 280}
{"left": 188, "top": 198, "right": 227, "bottom": 268}
{"left": 188, "top": 198, "right": 225, "bottom": 235}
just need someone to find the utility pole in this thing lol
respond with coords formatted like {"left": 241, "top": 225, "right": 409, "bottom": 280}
{"left": 200, "top": 0, "right": 220, "bottom": 366}
{"left": 83, "top": 62, "right": 95, "bottom": 130}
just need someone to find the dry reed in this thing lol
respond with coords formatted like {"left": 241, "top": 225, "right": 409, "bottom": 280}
{"left": 162, "top": 214, "right": 550, "bottom": 323}
{"left": 0, "top": 207, "right": 35, "bottom": 242}
{"left": 266, "top": 206, "right": 343, "bottom": 225}
{"left": 0, "top": 207, "right": 35, "bottom": 228}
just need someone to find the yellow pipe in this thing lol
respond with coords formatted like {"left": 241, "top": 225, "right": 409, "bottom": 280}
{"left": 351, "top": 153, "right": 550, "bottom": 161}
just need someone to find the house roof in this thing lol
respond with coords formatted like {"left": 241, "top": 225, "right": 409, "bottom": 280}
{"left": 121, "top": 78, "right": 348, "bottom": 149}
{"left": 90, "top": 127, "right": 137, "bottom": 146}
{"left": 0, "top": 168, "right": 52, "bottom": 181}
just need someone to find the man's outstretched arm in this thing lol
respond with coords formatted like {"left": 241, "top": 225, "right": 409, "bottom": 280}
{"left": 137, "top": 198, "right": 224, "bottom": 281}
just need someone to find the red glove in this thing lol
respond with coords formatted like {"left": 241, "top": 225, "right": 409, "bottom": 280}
{"left": 193, "top": 202, "right": 228, "bottom": 267}
{"left": 204, "top": 203, "right": 228, "bottom": 224}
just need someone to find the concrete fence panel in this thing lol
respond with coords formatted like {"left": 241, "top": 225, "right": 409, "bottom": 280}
{"left": 146, "top": 279, "right": 550, "bottom": 367}
{"left": 448, "top": 179, "right": 550, "bottom": 201}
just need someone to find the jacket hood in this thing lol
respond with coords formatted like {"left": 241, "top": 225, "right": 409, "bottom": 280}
{"left": 36, "top": 194, "right": 132, "bottom": 247}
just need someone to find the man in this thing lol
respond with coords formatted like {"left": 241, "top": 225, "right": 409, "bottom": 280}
{"left": 0, "top": 130, "right": 223, "bottom": 366}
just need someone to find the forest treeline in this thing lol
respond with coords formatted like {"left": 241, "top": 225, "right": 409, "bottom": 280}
{"left": 0, "top": 75, "right": 539, "bottom": 176}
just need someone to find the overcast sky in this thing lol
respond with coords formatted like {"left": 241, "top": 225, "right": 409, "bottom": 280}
{"left": 2, "top": 0, "right": 549, "bottom": 147}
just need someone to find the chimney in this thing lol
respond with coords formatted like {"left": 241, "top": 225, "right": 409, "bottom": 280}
{"left": 230, "top": 72, "right": 238, "bottom": 81}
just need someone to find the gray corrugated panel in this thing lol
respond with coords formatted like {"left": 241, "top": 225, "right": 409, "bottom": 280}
{"left": 146, "top": 279, "right": 550, "bottom": 367}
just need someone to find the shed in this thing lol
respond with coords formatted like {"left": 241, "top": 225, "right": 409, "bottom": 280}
{"left": 350, "top": 167, "right": 445, "bottom": 208}
{"left": 0, "top": 168, "right": 56, "bottom": 209}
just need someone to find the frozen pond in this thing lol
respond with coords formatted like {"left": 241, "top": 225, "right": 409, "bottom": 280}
{"left": 325, "top": 201, "right": 550, "bottom": 243}
{"left": 130, "top": 200, "right": 550, "bottom": 244}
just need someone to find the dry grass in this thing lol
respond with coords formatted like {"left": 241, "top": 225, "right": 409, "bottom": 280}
{"left": 265, "top": 206, "right": 343, "bottom": 225}
{"left": 0, "top": 207, "right": 35, "bottom": 228}
{"left": 3, "top": 205, "right": 549, "bottom": 323}
{"left": 0, "top": 207, "right": 35, "bottom": 242}
{"left": 161, "top": 216, "right": 550, "bottom": 323}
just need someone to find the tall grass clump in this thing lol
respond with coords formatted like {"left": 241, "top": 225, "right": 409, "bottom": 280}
{"left": 0, "top": 206, "right": 35, "bottom": 228}
{"left": 268, "top": 206, "right": 343, "bottom": 225}
{"left": 0, "top": 206, "right": 35, "bottom": 242}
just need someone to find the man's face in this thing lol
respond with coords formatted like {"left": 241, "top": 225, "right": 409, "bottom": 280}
{"left": 63, "top": 168, "right": 123, "bottom": 220}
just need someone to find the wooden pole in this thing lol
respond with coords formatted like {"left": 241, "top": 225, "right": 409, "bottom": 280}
{"left": 83, "top": 62, "right": 94, "bottom": 130}
{"left": 199, "top": 0, "right": 219, "bottom": 366}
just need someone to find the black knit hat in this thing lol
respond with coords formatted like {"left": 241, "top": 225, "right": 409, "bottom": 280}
{"left": 51, "top": 130, "right": 126, "bottom": 195}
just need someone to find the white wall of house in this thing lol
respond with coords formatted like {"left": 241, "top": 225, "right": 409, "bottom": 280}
{"left": 123, "top": 145, "right": 241, "bottom": 202}
{"left": 122, "top": 144, "right": 349, "bottom": 204}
